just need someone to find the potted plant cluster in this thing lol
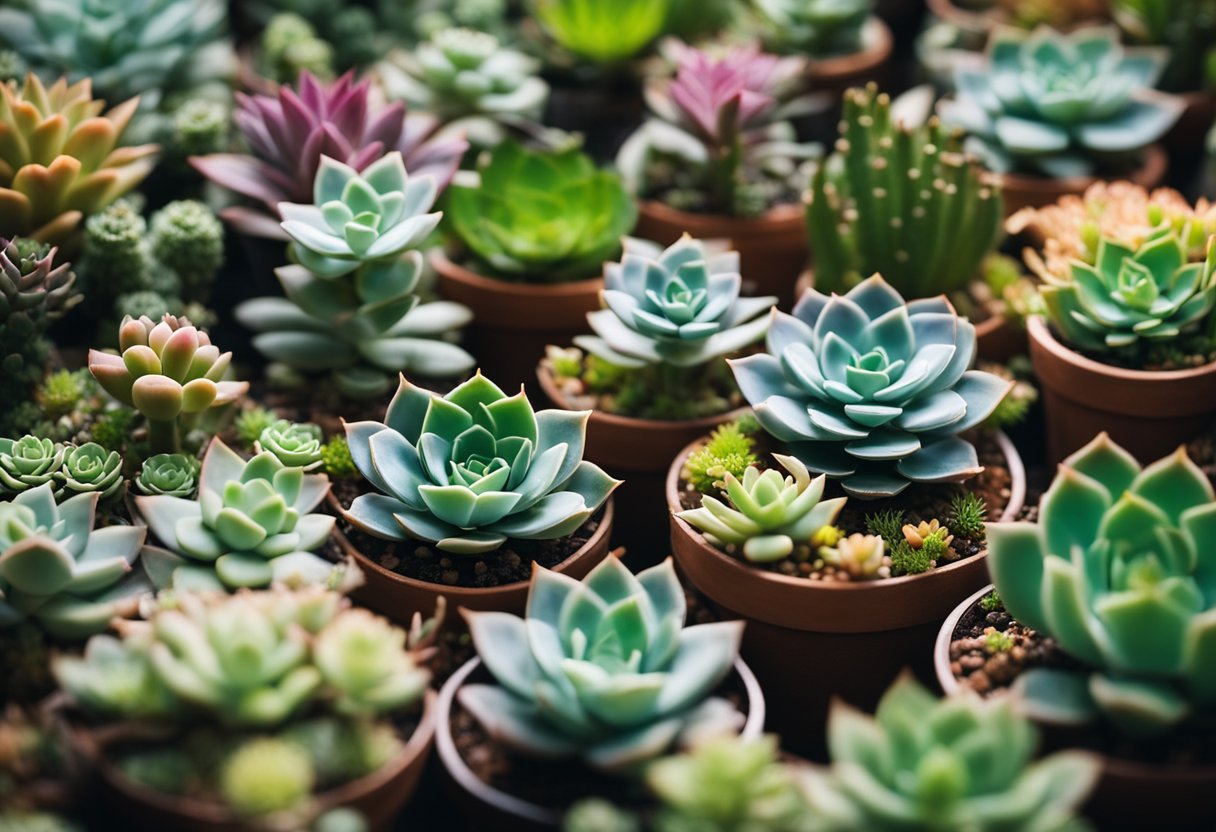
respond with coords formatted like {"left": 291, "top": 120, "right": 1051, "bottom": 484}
{"left": 3, "top": 1, "right": 1216, "bottom": 829}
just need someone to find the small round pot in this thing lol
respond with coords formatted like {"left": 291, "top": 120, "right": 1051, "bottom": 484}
{"left": 435, "top": 656, "right": 765, "bottom": 830}
{"left": 1166, "top": 89, "right": 1216, "bottom": 153}
{"left": 1027, "top": 315, "right": 1216, "bottom": 464}
{"left": 633, "top": 200, "right": 807, "bottom": 310}
{"left": 667, "top": 430, "right": 1025, "bottom": 758}
{"left": 936, "top": 586, "right": 1216, "bottom": 830}
{"left": 329, "top": 493, "right": 615, "bottom": 624}
{"left": 997, "top": 144, "right": 1168, "bottom": 217}
{"left": 431, "top": 250, "right": 603, "bottom": 393}
{"left": 806, "top": 17, "right": 895, "bottom": 99}
{"left": 82, "top": 690, "right": 438, "bottom": 832}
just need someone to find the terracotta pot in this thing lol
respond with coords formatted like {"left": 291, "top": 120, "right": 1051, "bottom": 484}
{"left": 431, "top": 250, "right": 603, "bottom": 393}
{"left": 936, "top": 586, "right": 1216, "bottom": 830}
{"left": 83, "top": 690, "right": 437, "bottom": 832}
{"left": 633, "top": 200, "right": 807, "bottom": 310}
{"left": 435, "top": 656, "right": 766, "bottom": 830}
{"left": 1166, "top": 89, "right": 1216, "bottom": 153}
{"left": 997, "top": 144, "right": 1168, "bottom": 217}
{"left": 1027, "top": 315, "right": 1216, "bottom": 465}
{"left": 806, "top": 18, "right": 895, "bottom": 99}
{"left": 536, "top": 363, "right": 747, "bottom": 569}
{"left": 329, "top": 493, "right": 615, "bottom": 625}
{"left": 667, "top": 430, "right": 1025, "bottom": 759}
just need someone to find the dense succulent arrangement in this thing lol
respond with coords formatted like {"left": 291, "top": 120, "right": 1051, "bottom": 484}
{"left": 343, "top": 373, "right": 619, "bottom": 554}
{"left": 753, "top": 0, "right": 871, "bottom": 57}
{"left": 989, "top": 433, "right": 1216, "bottom": 736}
{"left": 731, "top": 276, "right": 1012, "bottom": 497}
{"left": 460, "top": 557, "right": 746, "bottom": 770}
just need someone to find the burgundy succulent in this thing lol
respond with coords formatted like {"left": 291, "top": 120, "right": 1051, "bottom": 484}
{"left": 190, "top": 71, "right": 467, "bottom": 238}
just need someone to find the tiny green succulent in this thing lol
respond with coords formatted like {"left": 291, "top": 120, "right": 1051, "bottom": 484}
{"left": 460, "top": 557, "right": 746, "bottom": 771}
{"left": 677, "top": 455, "right": 848, "bottom": 563}
{"left": 0, "top": 436, "right": 65, "bottom": 495}
{"left": 755, "top": 0, "right": 871, "bottom": 57}
{"left": 136, "top": 453, "right": 200, "bottom": 498}
{"left": 313, "top": 607, "right": 432, "bottom": 715}
{"left": 343, "top": 373, "right": 620, "bottom": 555}
{"left": 258, "top": 421, "right": 324, "bottom": 471}
{"left": 136, "top": 437, "right": 337, "bottom": 593}
{"left": 819, "top": 532, "right": 885, "bottom": 578}
{"left": 730, "top": 276, "right": 1012, "bottom": 498}
{"left": 56, "top": 443, "right": 123, "bottom": 501}
{"left": 220, "top": 737, "right": 315, "bottom": 818}
{"left": 800, "top": 674, "right": 1100, "bottom": 831}
{"left": 0, "top": 484, "right": 146, "bottom": 639}
{"left": 989, "top": 433, "right": 1216, "bottom": 736}
{"left": 684, "top": 421, "right": 759, "bottom": 494}
{"left": 446, "top": 141, "right": 637, "bottom": 283}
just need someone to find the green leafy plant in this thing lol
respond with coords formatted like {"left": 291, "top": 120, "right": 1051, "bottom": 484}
{"left": 888, "top": 539, "right": 933, "bottom": 575}
{"left": 343, "top": 373, "right": 619, "bottom": 554}
{"left": 1113, "top": 0, "right": 1216, "bottom": 92}
{"left": 136, "top": 453, "right": 200, "bottom": 498}
{"left": 36, "top": 369, "right": 88, "bottom": 420}
{"left": 754, "top": 0, "right": 871, "bottom": 57}
{"left": 980, "top": 590, "right": 1002, "bottom": 612}
{"left": 808, "top": 84, "right": 1004, "bottom": 298}
{"left": 677, "top": 454, "right": 847, "bottom": 563}
{"left": 320, "top": 436, "right": 356, "bottom": 478}
{"left": 730, "top": 276, "right": 1012, "bottom": 498}
{"left": 863, "top": 508, "right": 904, "bottom": 543}
{"left": 684, "top": 421, "right": 759, "bottom": 494}
{"left": 56, "top": 443, "right": 123, "bottom": 501}
{"left": 533, "top": 0, "right": 668, "bottom": 63}
{"left": 950, "top": 492, "right": 988, "bottom": 538}
{"left": 258, "top": 421, "right": 324, "bottom": 471}
{"left": 447, "top": 141, "right": 636, "bottom": 283}
{"left": 819, "top": 532, "right": 885, "bottom": 578}
{"left": 988, "top": 432, "right": 1216, "bottom": 736}
{"left": 460, "top": 556, "right": 745, "bottom": 770}
{"left": 0, "top": 436, "right": 65, "bottom": 495}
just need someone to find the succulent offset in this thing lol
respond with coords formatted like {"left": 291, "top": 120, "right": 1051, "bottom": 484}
{"left": 799, "top": 674, "right": 1100, "bottom": 831}
{"left": 258, "top": 421, "right": 324, "bottom": 471}
{"left": 677, "top": 454, "right": 847, "bottom": 563}
{"left": 56, "top": 443, "right": 123, "bottom": 500}
{"left": 0, "top": 436, "right": 65, "bottom": 495}
{"left": 344, "top": 373, "right": 620, "bottom": 554}
{"left": 136, "top": 438, "right": 337, "bottom": 593}
{"left": 446, "top": 141, "right": 637, "bottom": 282}
{"left": 0, "top": 484, "right": 146, "bottom": 639}
{"left": 0, "top": 75, "right": 158, "bottom": 243}
{"left": 940, "top": 26, "right": 1184, "bottom": 176}
{"left": 755, "top": 0, "right": 871, "bottom": 56}
{"left": 460, "top": 557, "right": 746, "bottom": 771}
{"left": 533, "top": 0, "right": 667, "bottom": 63}
{"left": 136, "top": 453, "right": 200, "bottom": 498}
{"left": 988, "top": 433, "right": 1216, "bottom": 736}
{"left": 730, "top": 276, "right": 1012, "bottom": 498}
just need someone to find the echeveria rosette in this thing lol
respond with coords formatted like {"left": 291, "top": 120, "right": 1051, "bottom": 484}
{"left": 988, "top": 433, "right": 1216, "bottom": 737}
{"left": 799, "top": 674, "right": 1100, "bottom": 831}
{"left": 0, "top": 483, "right": 146, "bottom": 639}
{"left": 136, "top": 438, "right": 337, "bottom": 593}
{"left": 136, "top": 453, "right": 200, "bottom": 498}
{"left": 257, "top": 421, "right": 324, "bottom": 471}
{"left": 313, "top": 607, "right": 432, "bottom": 716}
{"left": 0, "top": 436, "right": 65, "bottom": 494}
{"left": 460, "top": 557, "right": 746, "bottom": 771}
{"left": 940, "top": 25, "right": 1185, "bottom": 177}
{"left": 56, "top": 443, "right": 124, "bottom": 500}
{"left": 730, "top": 276, "right": 1012, "bottom": 498}
{"left": 576, "top": 236, "right": 776, "bottom": 369}
{"left": 1038, "top": 227, "right": 1216, "bottom": 352}
{"left": 343, "top": 373, "right": 620, "bottom": 555}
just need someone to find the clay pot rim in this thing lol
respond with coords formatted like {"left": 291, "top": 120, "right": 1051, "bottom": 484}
{"left": 84, "top": 688, "right": 438, "bottom": 824}
{"left": 665, "top": 429, "right": 1026, "bottom": 596}
{"left": 933, "top": 585, "right": 1216, "bottom": 783}
{"left": 430, "top": 249, "right": 604, "bottom": 301}
{"left": 1027, "top": 315, "right": 1216, "bottom": 383}
{"left": 806, "top": 17, "right": 894, "bottom": 80}
{"left": 635, "top": 198, "right": 806, "bottom": 236}
{"left": 997, "top": 144, "right": 1168, "bottom": 198}
{"left": 434, "top": 655, "right": 766, "bottom": 828}
{"left": 327, "top": 491, "right": 616, "bottom": 601}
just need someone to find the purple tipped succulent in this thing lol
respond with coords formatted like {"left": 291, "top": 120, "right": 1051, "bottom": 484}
{"left": 191, "top": 71, "right": 467, "bottom": 238}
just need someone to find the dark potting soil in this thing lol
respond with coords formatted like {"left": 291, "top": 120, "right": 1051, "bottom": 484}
{"left": 949, "top": 596, "right": 1216, "bottom": 768}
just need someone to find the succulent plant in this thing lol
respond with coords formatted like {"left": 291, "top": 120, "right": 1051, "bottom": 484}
{"left": 677, "top": 454, "right": 848, "bottom": 563}
{"left": 313, "top": 607, "right": 431, "bottom": 715}
{"left": 939, "top": 26, "right": 1185, "bottom": 177}
{"left": 0, "top": 75, "right": 158, "bottom": 244}
{"left": 730, "top": 276, "right": 1012, "bottom": 498}
{"left": 136, "top": 438, "right": 337, "bottom": 593}
{"left": 576, "top": 235, "right": 775, "bottom": 368}
{"left": 136, "top": 453, "right": 200, "bottom": 498}
{"left": 819, "top": 532, "right": 885, "bottom": 578}
{"left": 88, "top": 314, "right": 248, "bottom": 454}
{"left": 0, "top": 484, "right": 146, "bottom": 639}
{"left": 55, "top": 443, "right": 123, "bottom": 501}
{"left": 0, "top": 436, "right": 65, "bottom": 495}
{"left": 190, "top": 71, "right": 466, "bottom": 238}
{"left": 446, "top": 141, "right": 636, "bottom": 283}
{"left": 149, "top": 200, "right": 224, "bottom": 304}
{"left": 1036, "top": 226, "right": 1216, "bottom": 352}
{"left": 261, "top": 13, "right": 335, "bottom": 83}
{"left": 808, "top": 85, "right": 1004, "bottom": 298}
{"left": 344, "top": 373, "right": 620, "bottom": 554}
{"left": 258, "top": 421, "right": 324, "bottom": 471}
{"left": 533, "top": 0, "right": 668, "bottom": 63}
{"left": 1113, "top": 0, "right": 1216, "bottom": 93}
{"left": 800, "top": 674, "right": 1099, "bottom": 831}
{"left": 988, "top": 433, "right": 1216, "bottom": 736}
{"left": 754, "top": 0, "right": 871, "bottom": 57}
{"left": 461, "top": 557, "right": 746, "bottom": 771}
{"left": 221, "top": 737, "right": 315, "bottom": 818}
{"left": 1, "top": 238, "right": 79, "bottom": 394}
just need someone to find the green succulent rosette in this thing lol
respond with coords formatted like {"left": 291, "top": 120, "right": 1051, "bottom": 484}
{"left": 56, "top": 442, "right": 123, "bottom": 500}
{"left": 0, "top": 436, "right": 65, "bottom": 494}
{"left": 136, "top": 453, "right": 200, "bottom": 498}
{"left": 258, "top": 421, "right": 324, "bottom": 471}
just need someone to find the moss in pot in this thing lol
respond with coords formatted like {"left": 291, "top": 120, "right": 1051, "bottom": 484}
{"left": 670, "top": 274, "right": 1023, "bottom": 757}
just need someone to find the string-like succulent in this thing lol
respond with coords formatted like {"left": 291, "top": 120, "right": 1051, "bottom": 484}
{"left": 677, "top": 454, "right": 847, "bottom": 563}
{"left": 460, "top": 557, "right": 746, "bottom": 771}
{"left": 0, "top": 484, "right": 146, "bottom": 639}
{"left": 55, "top": 443, "right": 123, "bottom": 501}
{"left": 576, "top": 236, "right": 776, "bottom": 369}
{"left": 136, "top": 438, "right": 337, "bottom": 593}
{"left": 257, "top": 421, "right": 324, "bottom": 471}
{"left": 136, "top": 453, "right": 200, "bottom": 498}
{"left": 343, "top": 373, "right": 619, "bottom": 554}
{"left": 0, "top": 75, "right": 158, "bottom": 243}
{"left": 533, "top": 0, "right": 667, "bottom": 63}
{"left": 988, "top": 433, "right": 1216, "bottom": 736}
{"left": 800, "top": 674, "right": 1099, "bottom": 831}
{"left": 754, "top": 0, "right": 870, "bottom": 56}
{"left": 940, "top": 26, "right": 1184, "bottom": 176}
{"left": 809, "top": 85, "right": 1004, "bottom": 298}
{"left": 0, "top": 436, "right": 65, "bottom": 495}
{"left": 730, "top": 276, "right": 1012, "bottom": 498}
